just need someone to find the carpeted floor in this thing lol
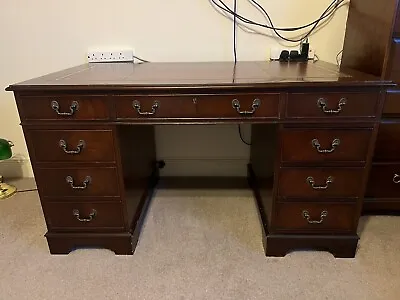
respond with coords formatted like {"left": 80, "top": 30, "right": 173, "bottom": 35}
{"left": 1, "top": 182, "right": 400, "bottom": 300}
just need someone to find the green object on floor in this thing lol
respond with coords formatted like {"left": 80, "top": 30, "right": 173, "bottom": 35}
{"left": 0, "top": 139, "right": 13, "bottom": 160}
{"left": 0, "top": 139, "right": 16, "bottom": 199}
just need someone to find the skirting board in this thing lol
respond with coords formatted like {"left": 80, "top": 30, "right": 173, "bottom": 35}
{"left": 0, "top": 158, "right": 34, "bottom": 178}
{"left": 159, "top": 158, "right": 250, "bottom": 177}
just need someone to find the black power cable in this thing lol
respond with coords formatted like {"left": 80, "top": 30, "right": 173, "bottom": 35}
{"left": 211, "top": 0, "right": 345, "bottom": 42}
{"left": 233, "top": 0, "right": 238, "bottom": 63}
{"left": 238, "top": 125, "right": 251, "bottom": 146}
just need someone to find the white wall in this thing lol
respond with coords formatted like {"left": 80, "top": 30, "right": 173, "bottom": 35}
{"left": 0, "top": 0, "right": 349, "bottom": 178}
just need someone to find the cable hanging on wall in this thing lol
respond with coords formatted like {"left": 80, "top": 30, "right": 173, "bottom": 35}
{"left": 210, "top": 0, "right": 347, "bottom": 43}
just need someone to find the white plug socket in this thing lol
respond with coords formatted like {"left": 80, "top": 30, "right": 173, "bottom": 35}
{"left": 87, "top": 49, "right": 134, "bottom": 63}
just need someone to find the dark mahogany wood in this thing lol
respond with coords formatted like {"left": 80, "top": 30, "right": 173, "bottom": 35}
{"left": 6, "top": 61, "right": 387, "bottom": 92}
{"left": 366, "top": 164, "right": 400, "bottom": 197}
{"left": 341, "top": 0, "right": 398, "bottom": 78}
{"left": 195, "top": 93, "right": 279, "bottom": 119}
{"left": 16, "top": 94, "right": 110, "bottom": 121}
{"left": 115, "top": 95, "right": 197, "bottom": 119}
{"left": 6, "top": 61, "right": 390, "bottom": 257}
{"left": 273, "top": 202, "right": 357, "bottom": 233}
{"left": 35, "top": 167, "right": 120, "bottom": 197}
{"left": 280, "top": 128, "right": 372, "bottom": 163}
{"left": 286, "top": 92, "right": 379, "bottom": 119}
{"left": 29, "top": 129, "right": 116, "bottom": 163}
{"left": 264, "top": 234, "right": 359, "bottom": 258}
{"left": 45, "top": 232, "right": 134, "bottom": 255}
{"left": 44, "top": 202, "right": 125, "bottom": 230}
{"left": 342, "top": 0, "right": 400, "bottom": 212}
{"left": 278, "top": 167, "right": 365, "bottom": 198}
{"left": 373, "top": 123, "right": 400, "bottom": 161}
{"left": 383, "top": 89, "right": 400, "bottom": 115}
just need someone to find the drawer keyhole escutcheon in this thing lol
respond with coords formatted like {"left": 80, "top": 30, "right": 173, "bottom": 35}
{"left": 132, "top": 100, "right": 160, "bottom": 115}
{"left": 59, "top": 139, "right": 85, "bottom": 154}
{"left": 306, "top": 176, "right": 334, "bottom": 190}
{"left": 72, "top": 209, "right": 97, "bottom": 222}
{"left": 66, "top": 176, "right": 91, "bottom": 190}
{"left": 51, "top": 100, "right": 79, "bottom": 116}
{"left": 393, "top": 174, "right": 400, "bottom": 184}
{"left": 232, "top": 98, "right": 261, "bottom": 115}
{"left": 302, "top": 210, "right": 328, "bottom": 224}
{"left": 317, "top": 97, "right": 347, "bottom": 114}
{"left": 312, "top": 138, "right": 340, "bottom": 153}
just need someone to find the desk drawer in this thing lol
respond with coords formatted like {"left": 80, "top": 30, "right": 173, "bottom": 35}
{"left": 383, "top": 90, "right": 400, "bottom": 115}
{"left": 274, "top": 202, "right": 357, "bottom": 233}
{"left": 18, "top": 95, "right": 110, "bottom": 121}
{"left": 29, "top": 129, "right": 116, "bottom": 163}
{"left": 278, "top": 167, "right": 364, "bottom": 198}
{"left": 281, "top": 128, "right": 372, "bottom": 163}
{"left": 366, "top": 164, "right": 400, "bottom": 198}
{"left": 35, "top": 167, "right": 120, "bottom": 198}
{"left": 45, "top": 202, "right": 125, "bottom": 230}
{"left": 374, "top": 123, "right": 400, "bottom": 161}
{"left": 115, "top": 95, "right": 197, "bottom": 119}
{"left": 286, "top": 92, "right": 379, "bottom": 118}
{"left": 196, "top": 94, "right": 279, "bottom": 118}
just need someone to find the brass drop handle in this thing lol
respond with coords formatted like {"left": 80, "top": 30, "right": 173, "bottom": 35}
{"left": 306, "top": 176, "right": 334, "bottom": 190}
{"left": 302, "top": 210, "right": 328, "bottom": 224}
{"left": 59, "top": 140, "right": 85, "bottom": 154}
{"left": 312, "top": 138, "right": 340, "bottom": 153}
{"left": 317, "top": 98, "right": 346, "bottom": 114}
{"left": 51, "top": 100, "right": 79, "bottom": 116}
{"left": 232, "top": 98, "right": 261, "bottom": 115}
{"left": 66, "top": 176, "right": 91, "bottom": 190}
{"left": 393, "top": 174, "right": 400, "bottom": 184}
{"left": 72, "top": 209, "right": 97, "bottom": 222}
{"left": 132, "top": 100, "right": 160, "bottom": 115}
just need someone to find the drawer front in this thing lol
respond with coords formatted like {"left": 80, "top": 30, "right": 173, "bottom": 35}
{"left": 366, "top": 164, "right": 400, "bottom": 198}
{"left": 29, "top": 129, "right": 116, "bottom": 163}
{"left": 18, "top": 95, "right": 109, "bottom": 121}
{"left": 278, "top": 168, "right": 365, "bottom": 198}
{"left": 383, "top": 90, "right": 400, "bottom": 115}
{"left": 196, "top": 94, "right": 279, "bottom": 118}
{"left": 35, "top": 167, "right": 120, "bottom": 198}
{"left": 115, "top": 95, "right": 197, "bottom": 119}
{"left": 281, "top": 128, "right": 372, "bottom": 163}
{"left": 286, "top": 92, "right": 379, "bottom": 118}
{"left": 45, "top": 202, "right": 125, "bottom": 230}
{"left": 274, "top": 202, "right": 357, "bottom": 232}
{"left": 374, "top": 123, "right": 400, "bottom": 161}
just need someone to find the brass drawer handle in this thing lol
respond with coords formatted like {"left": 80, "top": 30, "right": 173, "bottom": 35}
{"left": 232, "top": 98, "right": 261, "bottom": 115}
{"left": 132, "top": 100, "right": 160, "bottom": 115}
{"left": 72, "top": 209, "right": 97, "bottom": 222}
{"left": 306, "top": 176, "right": 334, "bottom": 190}
{"left": 302, "top": 210, "right": 328, "bottom": 224}
{"left": 317, "top": 98, "right": 346, "bottom": 114}
{"left": 393, "top": 174, "right": 400, "bottom": 184}
{"left": 66, "top": 176, "right": 91, "bottom": 190}
{"left": 51, "top": 100, "right": 79, "bottom": 116}
{"left": 59, "top": 139, "right": 85, "bottom": 154}
{"left": 312, "top": 138, "right": 340, "bottom": 153}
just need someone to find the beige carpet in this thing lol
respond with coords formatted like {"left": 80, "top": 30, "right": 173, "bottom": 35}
{"left": 1, "top": 184, "right": 400, "bottom": 300}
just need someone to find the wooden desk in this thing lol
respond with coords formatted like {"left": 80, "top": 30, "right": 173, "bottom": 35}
{"left": 6, "top": 61, "right": 392, "bottom": 257}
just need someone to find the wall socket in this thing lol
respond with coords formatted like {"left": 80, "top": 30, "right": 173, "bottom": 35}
{"left": 87, "top": 49, "right": 134, "bottom": 63}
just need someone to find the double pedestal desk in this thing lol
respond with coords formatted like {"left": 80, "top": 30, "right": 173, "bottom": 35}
{"left": 6, "top": 61, "right": 392, "bottom": 258}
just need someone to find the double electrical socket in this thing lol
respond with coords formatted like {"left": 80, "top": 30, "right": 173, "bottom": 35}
{"left": 87, "top": 49, "right": 134, "bottom": 63}
{"left": 269, "top": 47, "right": 315, "bottom": 60}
